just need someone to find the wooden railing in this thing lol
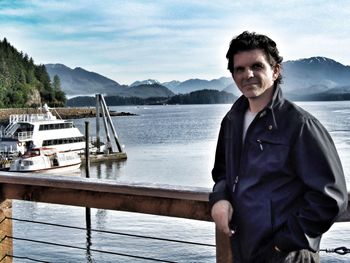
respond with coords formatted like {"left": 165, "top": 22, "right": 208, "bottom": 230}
{"left": 1, "top": 172, "right": 350, "bottom": 262}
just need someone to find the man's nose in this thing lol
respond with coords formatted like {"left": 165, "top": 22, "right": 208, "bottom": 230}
{"left": 244, "top": 68, "right": 254, "bottom": 78}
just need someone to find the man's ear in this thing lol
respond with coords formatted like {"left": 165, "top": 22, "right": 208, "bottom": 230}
{"left": 273, "top": 64, "right": 281, "bottom": 81}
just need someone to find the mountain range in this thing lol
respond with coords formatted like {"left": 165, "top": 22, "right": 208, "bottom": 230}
{"left": 45, "top": 56, "right": 350, "bottom": 100}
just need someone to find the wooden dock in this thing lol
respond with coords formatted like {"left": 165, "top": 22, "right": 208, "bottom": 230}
{"left": 81, "top": 152, "right": 127, "bottom": 163}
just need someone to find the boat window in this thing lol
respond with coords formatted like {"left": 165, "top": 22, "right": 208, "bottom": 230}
{"left": 15, "top": 124, "right": 34, "bottom": 135}
{"left": 42, "top": 136, "right": 84, "bottom": 146}
{"left": 39, "top": 122, "right": 75, "bottom": 131}
{"left": 23, "top": 160, "right": 34, "bottom": 166}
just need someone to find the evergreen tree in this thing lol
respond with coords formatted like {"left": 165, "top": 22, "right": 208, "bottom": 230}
{"left": 0, "top": 38, "right": 67, "bottom": 107}
{"left": 52, "top": 74, "right": 66, "bottom": 106}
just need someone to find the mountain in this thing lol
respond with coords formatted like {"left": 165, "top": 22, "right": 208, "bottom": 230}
{"left": 282, "top": 57, "right": 350, "bottom": 97}
{"left": 161, "top": 57, "right": 350, "bottom": 97}
{"left": 161, "top": 80, "right": 181, "bottom": 90}
{"left": 45, "top": 64, "right": 127, "bottom": 97}
{"left": 130, "top": 79, "right": 160, "bottom": 86}
{"left": 121, "top": 83, "right": 174, "bottom": 98}
{"left": 46, "top": 64, "right": 173, "bottom": 98}
{"left": 164, "top": 77, "right": 234, "bottom": 94}
{"left": 222, "top": 83, "right": 242, "bottom": 96}
{"left": 48, "top": 56, "right": 350, "bottom": 101}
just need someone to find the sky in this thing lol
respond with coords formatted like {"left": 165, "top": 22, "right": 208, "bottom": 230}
{"left": 0, "top": 0, "right": 349, "bottom": 85}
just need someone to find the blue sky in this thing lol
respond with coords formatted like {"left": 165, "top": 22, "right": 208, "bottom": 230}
{"left": 0, "top": 0, "right": 349, "bottom": 85}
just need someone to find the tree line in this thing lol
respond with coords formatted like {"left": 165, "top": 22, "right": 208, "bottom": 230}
{"left": 0, "top": 38, "right": 66, "bottom": 108}
{"left": 67, "top": 89, "right": 236, "bottom": 106}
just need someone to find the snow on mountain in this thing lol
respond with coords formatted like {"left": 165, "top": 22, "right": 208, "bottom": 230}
{"left": 130, "top": 79, "right": 160, "bottom": 86}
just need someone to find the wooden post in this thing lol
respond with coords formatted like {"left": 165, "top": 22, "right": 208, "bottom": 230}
{"left": 99, "top": 96, "right": 112, "bottom": 153}
{"left": 84, "top": 121, "right": 92, "bottom": 260}
{"left": 85, "top": 121, "right": 90, "bottom": 179}
{"left": 95, "top": 94, "right": 101, "bottom": 153}
{"left": 0, "top": 199, "right": 13, "bottom": 263}
{"left": 216, "top": 228, "right": 233, "bottom": 263}
{"left": 100, "top": 95, "right": 123, "bottom": 152}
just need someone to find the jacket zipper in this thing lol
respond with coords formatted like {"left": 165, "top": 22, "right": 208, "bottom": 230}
{"left": 257, "top": 139, "right": 264, "bottom": 151}
{"left": 232, "top": 176, "right": 239, "bottom": 193}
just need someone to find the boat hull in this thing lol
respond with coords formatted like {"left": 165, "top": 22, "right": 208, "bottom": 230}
{"left": 11, "top": 162, "right": 81, "bottom": 173}
{"left": 9, "top": 148, "right": 82, "bottom": 173}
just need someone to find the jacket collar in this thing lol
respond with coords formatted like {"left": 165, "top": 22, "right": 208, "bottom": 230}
{"left": 267, "top": 84, "right": 284, "bottom": 111}
{"left": 229, "top": 85, "right": 284, "bottom": 129}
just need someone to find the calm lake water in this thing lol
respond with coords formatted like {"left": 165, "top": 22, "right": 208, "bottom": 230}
{"left": 11, "top": 102, "right": 350, "bottom": 262}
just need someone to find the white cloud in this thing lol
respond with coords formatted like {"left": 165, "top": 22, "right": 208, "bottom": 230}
{"left": 1, "top": 0, "right": 350, "bottom": 84}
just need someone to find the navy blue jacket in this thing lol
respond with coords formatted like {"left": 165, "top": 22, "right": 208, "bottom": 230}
{"left": 209, "top": 86, "right": 348, "bottom": 262}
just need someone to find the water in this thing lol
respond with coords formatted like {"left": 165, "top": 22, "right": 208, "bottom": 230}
{"left": 11, "top": 102, "right": 350, "bottom": 262}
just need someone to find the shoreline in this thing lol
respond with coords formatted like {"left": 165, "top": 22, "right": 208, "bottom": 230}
{"left": 0, "top": 107, "right": 136, "bottom": 124}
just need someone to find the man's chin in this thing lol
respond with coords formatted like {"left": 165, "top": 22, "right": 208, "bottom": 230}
{"left": 242, "top": 88, "right": 258, "bottom": 97}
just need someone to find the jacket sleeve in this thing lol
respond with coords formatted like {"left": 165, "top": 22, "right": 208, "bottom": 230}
{"left": 274, "top": 117, "right": 348, "bottom": 252}
{"left": 209, "top": 120, "right": 231, "bottom": 208}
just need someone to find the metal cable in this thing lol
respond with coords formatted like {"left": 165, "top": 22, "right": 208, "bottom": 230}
{"left": 3, "top": 235, "right": 178, "bottom": 263}
{"left": 5, "top": 216, "right": 215, "bottom": 247}
{"left": 320, "top": 246, "right": 350, "bottom": 255}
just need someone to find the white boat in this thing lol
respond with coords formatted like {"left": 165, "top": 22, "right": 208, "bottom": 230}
{"left": 0, "top": 104, "right": 85, "bottom": 157}
{"left": 9, "top": 147, "right": 81, "bottom": 173}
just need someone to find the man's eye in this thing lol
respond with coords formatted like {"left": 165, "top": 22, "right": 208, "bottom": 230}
{"left": 234, "top": 67, "right": 244, "bottom": 73}
{"left": 252, "top": 64, "right": 263, "bottom": 70}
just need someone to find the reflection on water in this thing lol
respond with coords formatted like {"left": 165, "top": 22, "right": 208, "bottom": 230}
{"left": 81, "top": 160, "right": 127, "bottom": 180}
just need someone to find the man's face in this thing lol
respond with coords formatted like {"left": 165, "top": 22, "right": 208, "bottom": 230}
{"left": 232, "top": 49, "right": 280, "bottom": 100}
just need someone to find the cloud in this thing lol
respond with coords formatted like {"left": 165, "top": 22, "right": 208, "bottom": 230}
{"left": 1, "top": 0, "right": 350, "bottom": 84}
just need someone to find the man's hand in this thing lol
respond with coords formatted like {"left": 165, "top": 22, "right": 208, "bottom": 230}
{"left": 211, "top": 200, "right": 234, "bottom": 236}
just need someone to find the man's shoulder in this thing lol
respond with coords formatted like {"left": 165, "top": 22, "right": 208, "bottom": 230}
{"left": 279, "top": 98, "right": 317, "bottom": 122}
{"left": 276, "top": 99, "right": 328, "bottom": 137}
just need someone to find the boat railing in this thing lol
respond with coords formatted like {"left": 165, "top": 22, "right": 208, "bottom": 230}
{"left": 17, "top": 131, "right": 33, "bottom": 141}
{"left": 3, "top": 114, "right": 57, "bottom": 136}
{"left": 0, "top": 172, "right": 349, "bottom": 262}
{"left": 8, "top": 113, "right": 57, "bottom": 124}
{"left": 3, "top": 122, "right": 16, "bottom": 137}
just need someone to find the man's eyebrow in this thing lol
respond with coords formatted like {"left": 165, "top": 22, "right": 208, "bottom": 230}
{"left": 252, "top": 62, "right": 264, "bottom": 67}
{"left": 233, "top": 65, "right": 244, "bottom": 71}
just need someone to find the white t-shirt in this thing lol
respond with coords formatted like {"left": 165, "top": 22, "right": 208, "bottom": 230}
{"left": 243, "top": 109, "right": 257, "bottom": 142}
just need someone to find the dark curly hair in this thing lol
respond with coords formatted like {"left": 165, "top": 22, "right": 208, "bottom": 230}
{"left": 226, "top": 31, "right": 283, "bottom": 85}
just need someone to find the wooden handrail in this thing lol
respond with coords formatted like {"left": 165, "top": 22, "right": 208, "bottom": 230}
{"left": 0, "top": 172, "right": 209, "bottom": 201}
{"left": 0, "top": 172, "right": 211, "bottom": 220}
{"left": 1, "top": 172, "right": 350, "bottom": 263}
{"left": 0, "top": 172, "right": 234, "bottom": 262}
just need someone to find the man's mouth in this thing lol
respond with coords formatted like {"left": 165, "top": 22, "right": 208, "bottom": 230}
{"left": 242, "top": 82, "right": 258, "bottom": 88}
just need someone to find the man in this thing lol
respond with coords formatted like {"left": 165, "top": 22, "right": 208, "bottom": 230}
{"left": 209, "top": 31, "right": 348, "bottom": 263}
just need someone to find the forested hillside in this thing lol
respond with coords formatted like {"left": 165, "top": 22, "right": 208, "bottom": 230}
{"left": 167, "top": 89, "right": 235, "bottom": 104}
{"left": 0, "top": 38, "right": 66, "bottom": 107}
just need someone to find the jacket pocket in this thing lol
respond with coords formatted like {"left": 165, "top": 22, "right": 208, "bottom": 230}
{"left": 249, "top": 137, "right": 290, "bottom": 173}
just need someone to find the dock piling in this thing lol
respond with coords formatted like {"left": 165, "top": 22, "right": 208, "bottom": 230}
{"left": 95, "top": 94, "right": 101, "bottom": 153}
{"left": 0, "top": 199, "right": 12, "bottom": 262}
